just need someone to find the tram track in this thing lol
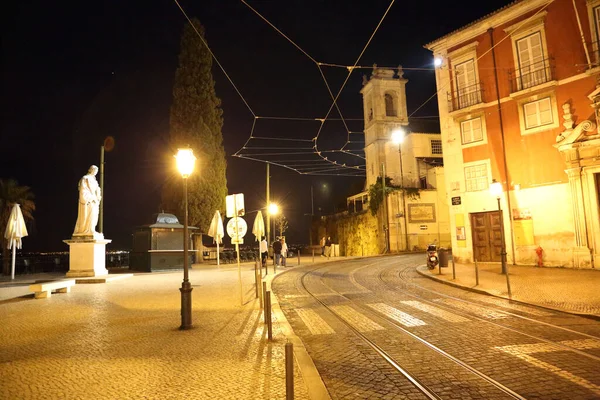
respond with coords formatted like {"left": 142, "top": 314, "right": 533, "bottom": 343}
{"left": 371, "top": 257, "right": 600, "bottom": 360}
{"left": 297, "top": 259, "right": 527, "bottom": 400}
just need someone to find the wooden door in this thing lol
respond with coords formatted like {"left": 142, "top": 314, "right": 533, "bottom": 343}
{"left": 471, "top": 211, "right": 502, "bottom": 262}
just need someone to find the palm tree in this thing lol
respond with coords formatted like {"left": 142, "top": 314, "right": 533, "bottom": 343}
{"left": 0, "top": 179, "right": 35, "bottom": 275}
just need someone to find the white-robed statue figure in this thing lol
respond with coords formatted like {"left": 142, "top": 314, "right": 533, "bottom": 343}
{"left": 73, "top": 165, "right": 103, "bottom": 238}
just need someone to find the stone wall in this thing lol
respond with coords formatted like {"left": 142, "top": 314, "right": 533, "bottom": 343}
{"left": 314, "top": 210, "right": 383, "bottom": 256}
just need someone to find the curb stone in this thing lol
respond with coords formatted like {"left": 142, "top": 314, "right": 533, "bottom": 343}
{"left": 267, "top": 267, "right": 332, "bottom": 400}
{"left": 415, "top": 265, "right": 600, "bottom": 321}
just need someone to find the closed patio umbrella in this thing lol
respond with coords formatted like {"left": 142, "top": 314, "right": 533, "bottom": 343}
{"left": 4, "top": 203, "right": 28, "bottom": 280}
{"left": 252, "top": 210, "right": 265, "bottom": 242}
{"left": 207, "top": 210, "right": 224, "bottom": 266}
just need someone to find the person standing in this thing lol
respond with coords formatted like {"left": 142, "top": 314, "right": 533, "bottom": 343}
{"left": 273, "top": 237, "right": 283, "bottom": 267}
{"left": 320, "top": 236, "right": 326, "bottom": 257}
{"left": 325, "top": 236, "right": 332, "bottom": 258}
{"left": 280, "top": 237, "right": 288, "bottom": 267}
{"left": 260, "top": 236, "right": 268, "bottom": 268}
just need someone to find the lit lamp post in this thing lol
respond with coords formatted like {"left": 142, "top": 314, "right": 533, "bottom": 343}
{"left": 268, "top": 203, "right": 279, "bottom": 273}
{"left": 490, "top": 179, "right": 512, "bottom": 297}
{"left": 175, "top": 148, "right": 196, "bottom": 330}
{"left": 268, "top": 203, "right": 279, "bottom": 237}
{"left": 392, "top": 127, "right": 409, "bottom": 252}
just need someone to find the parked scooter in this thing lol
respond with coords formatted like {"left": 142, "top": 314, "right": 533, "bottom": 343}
{"left": 426, "top": 241, "right": 439, "bottom": 270}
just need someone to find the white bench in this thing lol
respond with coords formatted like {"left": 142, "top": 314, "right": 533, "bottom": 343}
{"left": 29, "top": 280, "right": 76, "bottom": 299}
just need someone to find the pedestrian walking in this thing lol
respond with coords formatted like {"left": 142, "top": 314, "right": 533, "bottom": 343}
{"left": 273, "top": 237, "right": 283, "bottom": 267}
{"left": 320, "top": 236, "right": 326, "bottom": 257}
{"left": 260, "top": 236, "right": 268, "bottom": 268}
{"left": 325, "top": 236, "right": 332, "bottom": 258}
{"left": 281, "top": 237, "right": 288, "bottom": 267}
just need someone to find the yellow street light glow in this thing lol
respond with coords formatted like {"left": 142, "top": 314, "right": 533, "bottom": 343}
{"left": 489, "top": 179, "right": 503, "bottom": 199}
{"left": 391, "top": 128, "right": 405, "bottom": 144}
{"left": 175, "top": 148, "right": 196, "bottom": 178}
{"left": 268, "top": 203, "right": 279, "bottom": 215}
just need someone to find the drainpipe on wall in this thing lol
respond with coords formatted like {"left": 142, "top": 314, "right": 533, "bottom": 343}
{"left": 488, "top": 28, "right": 517, "bottom": 265}
{"left": 572, "top": 0, "right": 592, "bottom": 67}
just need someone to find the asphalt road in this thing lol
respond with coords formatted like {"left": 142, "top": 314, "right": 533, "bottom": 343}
{"left": 272, "top": 254, "right": 600, "bottom": 400}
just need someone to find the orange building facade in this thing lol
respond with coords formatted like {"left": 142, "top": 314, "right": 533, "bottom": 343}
{"left": 426, "top": 0, "right": 600, "bottom": 268}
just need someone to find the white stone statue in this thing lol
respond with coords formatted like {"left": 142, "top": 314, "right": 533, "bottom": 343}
{"left": 73, "top": 165, "right": 103, "bottom": 238}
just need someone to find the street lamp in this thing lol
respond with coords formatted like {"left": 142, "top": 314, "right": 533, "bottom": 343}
{"left": 392, "top": 127, "right": 409, "bottom": 252}
{"left": 268, "top": 203, "right": 279, "bottom": 237}
{"left": 175, "top": 147, "right": 196, "bottom": 330}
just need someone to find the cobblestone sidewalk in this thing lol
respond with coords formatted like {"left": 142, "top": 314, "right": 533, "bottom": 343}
{"left": 417, "top": 262, "right": 600, "bottom": 317}
{"left": 0, "top": 264, "right": 318, "bottom": 399}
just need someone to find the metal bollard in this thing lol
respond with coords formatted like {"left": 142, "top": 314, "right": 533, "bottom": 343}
{"left": 312, "top": 249, "right": 315, "bottom": 263}
{"left": 475, "top": 260, "right": 479, "bottom": 286}
{"left": 254, "top": 261, "right": 259, "bottom": 299}
{"left": 285, "top": 342, "right": 294, "bottom": 399}
{"left": 451, "top": 255, "right": 456, "bottom": 280}
{"left": 505, "top": 264, "right": 512, "bottom": 299}
{"left": 298, "top": 250, "right": 301, "bottom": 266}
{"left": 266, "top": 291, "right": 273, "bottom": 340}
{"left": 263, "top": 282, "right": 268, "bottom": 320}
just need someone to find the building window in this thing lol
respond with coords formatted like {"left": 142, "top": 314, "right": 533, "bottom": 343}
{"left": 460, "top": 117, "right": 483, "bottom": 144}
{"left": 430, "top": 139, "right": 442, "bottom": 155}
{"left": 464, "top": 163, "right": 488, "bottom": 192}
{"left": 385, "top": 93, "right": 396, "bottom": 117}
{"left": 515, "top": 32, "right": 548, "bottom": 90}
{"left": 595, "top": 6, "right": 600, "bottom": 42}
{"left": 523, "top": 97, "right": 553, "bottom": 129}
{"left": 454, "top": 59, "right": 480, "bottom": 109}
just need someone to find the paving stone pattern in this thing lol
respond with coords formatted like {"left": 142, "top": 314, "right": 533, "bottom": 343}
{"left": 273, "top": 255, "right": 600, "bottom": 400}
{"left": 0, "top": 267, "right": 309, "bottom": 400}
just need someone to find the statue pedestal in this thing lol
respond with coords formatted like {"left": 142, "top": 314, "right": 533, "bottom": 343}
{"left": 64, "top": 236, "right": 112, "bottom": 278}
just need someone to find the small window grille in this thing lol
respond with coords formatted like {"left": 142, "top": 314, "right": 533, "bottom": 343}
{"left": 431, "top": 139, "right": 443, "bottom": 155}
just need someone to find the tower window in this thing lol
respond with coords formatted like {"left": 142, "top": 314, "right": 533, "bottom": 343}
{"left": 385, "top": 93, "right": 396, "bottom": 117}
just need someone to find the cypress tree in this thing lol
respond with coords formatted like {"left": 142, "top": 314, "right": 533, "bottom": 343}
{"left": 162, "top": 18, "right": 228, "bottom": 232}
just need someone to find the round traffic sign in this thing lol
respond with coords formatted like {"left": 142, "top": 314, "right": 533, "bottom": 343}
{"left": 226, "top": 217, "right": 247, "bottom": 238}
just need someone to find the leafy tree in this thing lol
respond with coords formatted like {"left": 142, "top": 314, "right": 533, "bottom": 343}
{"left": 0, "top": 179, "right": 35, "bottom": 275}
{"left": 368, "top": 176, "right": 420, "bottom": 216}
{"left": 162, "top": 18, "right": 228, "bottom": 232}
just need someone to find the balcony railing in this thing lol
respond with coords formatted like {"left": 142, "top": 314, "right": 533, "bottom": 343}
{"left": 447, "top": 82, "right": 484, "bottom": 112}
{"left": 509, "top": 57, "right": 554, "bottom": 93}
{"left": 585, "top": 40, "right": 600, "bottom": 69}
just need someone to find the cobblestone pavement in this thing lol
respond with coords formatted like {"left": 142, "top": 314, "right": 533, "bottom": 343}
{"left": 417, "top": 262, "right": 600, "bottom": 316}
{"left": 0, "top": 264, "right": 313, "bottom": 400}
{"left": 273, "top": 254, "right": 600, "bottom": 399}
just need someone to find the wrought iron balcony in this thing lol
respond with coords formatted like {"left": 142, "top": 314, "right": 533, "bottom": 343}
{"left": 585, "top": 40, "right": 600, "bottom": 69}
{"left": 509, "top": 57, "right": 554, "bottom": 93}
{"left": 447, "top": 82, "right": 484, "bottom": 112}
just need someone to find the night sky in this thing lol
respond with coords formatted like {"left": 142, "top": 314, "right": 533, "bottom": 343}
{"left": 2, "top": 0, "right": 511, "bottom": 251}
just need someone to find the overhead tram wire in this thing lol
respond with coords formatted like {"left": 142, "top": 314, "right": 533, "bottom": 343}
{"left": 176, "top": 0, "right": 394, "bottom": 176}
{"left": 240, "top": 0, "right": 354, "bottom": 143}
{"left": 173, "top": 0, "right": 255, "bottom": 119}
{"left": 240, "top": 0, "right": 395, "bottom": 170}
{"left": 311, "top": 0, "right": 395, "bottom": 148}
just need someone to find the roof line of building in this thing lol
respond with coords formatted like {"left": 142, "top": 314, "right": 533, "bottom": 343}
{"left": 424, "top": 0, "right": 524, "bottom": 49}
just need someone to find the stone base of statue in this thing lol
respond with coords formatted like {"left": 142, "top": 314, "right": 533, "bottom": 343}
{"left": 64, "top": 233, "right": 112, "bottom": 278}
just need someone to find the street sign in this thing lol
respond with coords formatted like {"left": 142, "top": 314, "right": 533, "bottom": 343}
{"left": 451, "top": 196, "right": 461, "bottom": 205}
{"left": 226, "top": 194, "right": 245, "bottom": 218}
{"left": 227, "top": 217, "right": 248, "bottom": 239}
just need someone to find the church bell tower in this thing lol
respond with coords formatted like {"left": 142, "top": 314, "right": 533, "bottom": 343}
{"left": 361, "top": 66, "right": 409, "bottom": 187}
